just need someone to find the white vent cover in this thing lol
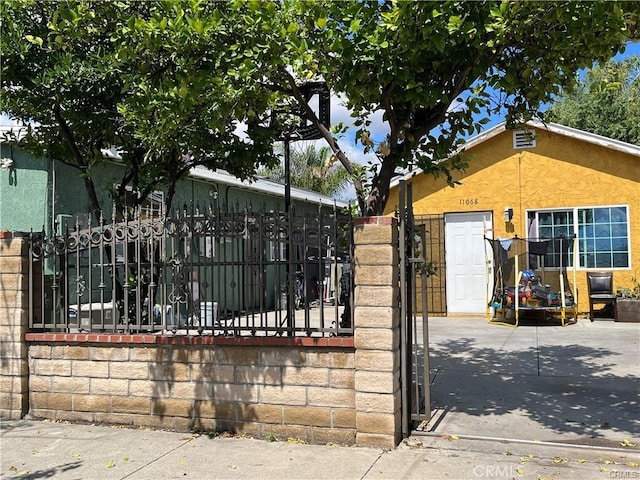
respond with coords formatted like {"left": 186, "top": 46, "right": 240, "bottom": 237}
{"left": 513, "top": 130, "right": 536, "bottom": 149}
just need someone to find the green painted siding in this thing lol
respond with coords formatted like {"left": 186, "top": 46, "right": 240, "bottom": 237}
{"left": 2, "top": 146, "right": 334, "bottom": 234}
{"left": 4, "top": 146, "right": 343, "bottom": 314}
{"left": 0, "top": 145, "right": 50, "bottom": 234}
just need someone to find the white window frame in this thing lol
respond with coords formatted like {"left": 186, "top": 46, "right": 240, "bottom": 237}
{"left": 268, "top": 233, "right": 287, "bottom": 262}
{"left": 181, "top": 212, "right": 216, "bottom": 259}
{"left": 112, "top": 184, "right": 165, "bottom": 219}
{"left": 266, "top": 211, "right": 287, "bottom": 262}
{"left": 527, "top": 204, "right": 631, "bottom": 270}
{"left": 112, "top": 185, "right": 165, "bottom": 263}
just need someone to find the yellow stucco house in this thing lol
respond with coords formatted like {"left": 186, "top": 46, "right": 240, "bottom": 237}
{"left": 386, "top": 121, "right": 640, "bottom": 318}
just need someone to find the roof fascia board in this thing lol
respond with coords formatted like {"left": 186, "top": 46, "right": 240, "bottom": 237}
{"left": 390, "top": 122, "right": 507, "bottom": 188}
{"left": 528, "top": 120, "right": 640, "bottom": 157}
{"left": 0, "top": 125, "right": 28, "bottom": 141}
{"left": 189, "top": 166, "right": 348, "bottom": 208}
{"left": 390, "top": 120, "right": 640, "bottom": 189}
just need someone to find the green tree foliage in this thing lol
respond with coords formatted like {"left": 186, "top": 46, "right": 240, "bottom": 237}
{"left": 294, "top": 1, "right": 638, "bottom": 215}
{"left": 1, "top": 1, "right": 637, "bottom": 218}
{"left": 545, "top": 56, "right": 640, "bottom": 146}
{"left": 0, "top": 1, "right": 126, "bottom": 220}
{"left": 0, "top": 0, "right": 283, "bottom": 218}
{"left": 260, "top": 145, "right": 352, "bottom": 199}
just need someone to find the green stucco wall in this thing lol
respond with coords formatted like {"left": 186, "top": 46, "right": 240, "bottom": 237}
{"left": 0, "top": 145, "right": 50, "bottom": 234}
{"left": 3, "top": 146, "right": 341, "bottom": 314}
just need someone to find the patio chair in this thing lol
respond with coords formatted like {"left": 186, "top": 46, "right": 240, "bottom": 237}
{"left": 586, "top": 271, "right": 617, "bottom": 321}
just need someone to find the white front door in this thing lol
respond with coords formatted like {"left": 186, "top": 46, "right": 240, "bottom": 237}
{"left": 445, "top": 212, "right": 492, "bottom": 314}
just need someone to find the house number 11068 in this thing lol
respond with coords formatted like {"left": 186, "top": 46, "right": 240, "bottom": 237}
{"left": 460, "top": 198, "right": 479, "bottom": 205}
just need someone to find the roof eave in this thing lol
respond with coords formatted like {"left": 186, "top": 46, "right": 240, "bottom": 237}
{"left": 188, "top": 167, "right": 349, "bottom": 208}
{"left": 390, "top": 120, "right": 640, "bottom": 189}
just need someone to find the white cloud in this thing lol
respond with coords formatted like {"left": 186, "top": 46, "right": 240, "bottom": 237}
{"left": 338, "top": 139, "right": 378, "bottom": 167}
{"left": 0, "top": 113, "right": 22, "bottom": 126}
{"left": 447, "top": 97, "right": 466, "bottom": 113}
{"left": 330, "top": 93, "right": 387, "bottom": 142}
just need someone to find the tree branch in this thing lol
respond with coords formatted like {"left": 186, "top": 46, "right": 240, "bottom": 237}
{"left": 381, "top": 80, "right": 399, "bottom": 145}
{"left": 54, "top": 103, "right": 103, "bottom": 222}
{"left": 53, "top": 103, "right": 88, "bottom": 169}
{"left": 279, "top": 67, "right": 366, "bottom": 213}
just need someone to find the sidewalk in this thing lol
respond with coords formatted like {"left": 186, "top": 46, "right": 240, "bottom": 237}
{"left": 2, "top": 316, "right": 639, "bottom": 479}
{"left": 1, "top": 419, "right": 639, "bottom": 479}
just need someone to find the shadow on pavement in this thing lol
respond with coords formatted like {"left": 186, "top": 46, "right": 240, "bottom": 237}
{"left": 420, "top": 318, "right": 639, "bottom": 448}
{"left": 6, "top": 462, "right": 82, "bottom": 480}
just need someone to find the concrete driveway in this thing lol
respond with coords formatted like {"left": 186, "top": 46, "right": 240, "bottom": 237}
{"left": 416, "top": 316, "right": 640, "bottom": 449}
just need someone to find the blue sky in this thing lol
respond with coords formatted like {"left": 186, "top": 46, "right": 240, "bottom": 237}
{"left": 326, "top": 41, "right": 640, "bottom": 171}
{"left": 614, "top": 41, "right": 640, "bottom": 60}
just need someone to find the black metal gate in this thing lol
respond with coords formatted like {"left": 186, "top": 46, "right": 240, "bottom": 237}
{"left": 397, "top": 180, "right": 431, "bottom": 436}
{"left": 413, "top": 214, "right": 446, "bottom": 316}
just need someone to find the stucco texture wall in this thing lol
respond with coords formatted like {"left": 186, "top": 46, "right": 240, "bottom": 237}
{"left": 2, "top": 147, "right": 327, "bottom": 233}
{"left": 0, "top": 145, "right": 50, "bottom": 233}
{"left": 386, "top": 127, "right": 639, "bottom": 314}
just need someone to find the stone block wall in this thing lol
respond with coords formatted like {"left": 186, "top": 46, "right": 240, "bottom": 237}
{"left": 0, "top": 234, "right": 29, "bottom": 419}
{"left": 3, "top": 217, "right": 403, "bottom": 448}
{"left": 26, "top": 337, "right": 356, "bottom": 445}
{"left": 353, "top": 217, "right": 401, "bottom": 449}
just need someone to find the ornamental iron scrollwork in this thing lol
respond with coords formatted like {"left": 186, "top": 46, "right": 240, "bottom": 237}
{"left": 27, "top": 202, "right": 354, "bottom": 337}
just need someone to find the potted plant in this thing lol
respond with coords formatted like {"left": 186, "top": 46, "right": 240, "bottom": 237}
{"left": 616, "top": 276, "right": 640, "bottom": 322}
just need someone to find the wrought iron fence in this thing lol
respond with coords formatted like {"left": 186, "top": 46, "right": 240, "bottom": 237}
{"left": 28, "top": 202, "right": 354, "bottom": 337}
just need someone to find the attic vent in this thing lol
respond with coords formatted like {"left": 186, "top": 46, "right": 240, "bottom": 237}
{"left": 513, "top": 130, "right": 536, "bottom": 149}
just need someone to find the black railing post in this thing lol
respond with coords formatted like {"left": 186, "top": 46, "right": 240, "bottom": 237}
{"left": 284, "top": 133, "right": 294, "bottom": 336}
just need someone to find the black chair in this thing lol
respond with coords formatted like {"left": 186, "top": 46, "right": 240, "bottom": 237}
{"left": 586, "top": 271, "right": 617, "bottom": 321}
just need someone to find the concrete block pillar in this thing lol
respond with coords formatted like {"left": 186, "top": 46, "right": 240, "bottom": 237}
{"left": 353, "top": 217, "right": 401, "bottom": 449}
{"left": 0, "top": 233, "right": 30, "bottom": 419}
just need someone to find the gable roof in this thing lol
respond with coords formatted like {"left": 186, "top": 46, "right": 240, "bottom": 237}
{"left": 189, "top": 166, "right": 349, "bottom": 208}
{"left": 390, "top": 121, "right": 640, "bottom": 188}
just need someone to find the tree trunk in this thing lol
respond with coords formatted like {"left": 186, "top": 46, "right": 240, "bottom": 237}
{"left": 83, "top": 176, "right": 103, "bottom": 225}
{"left": 363, "top": 154, "right": 399, "bottom": 217}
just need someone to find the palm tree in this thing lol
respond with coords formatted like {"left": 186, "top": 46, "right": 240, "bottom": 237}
{"left": 261, "top": 144, "right": 352, "bottom": 199}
